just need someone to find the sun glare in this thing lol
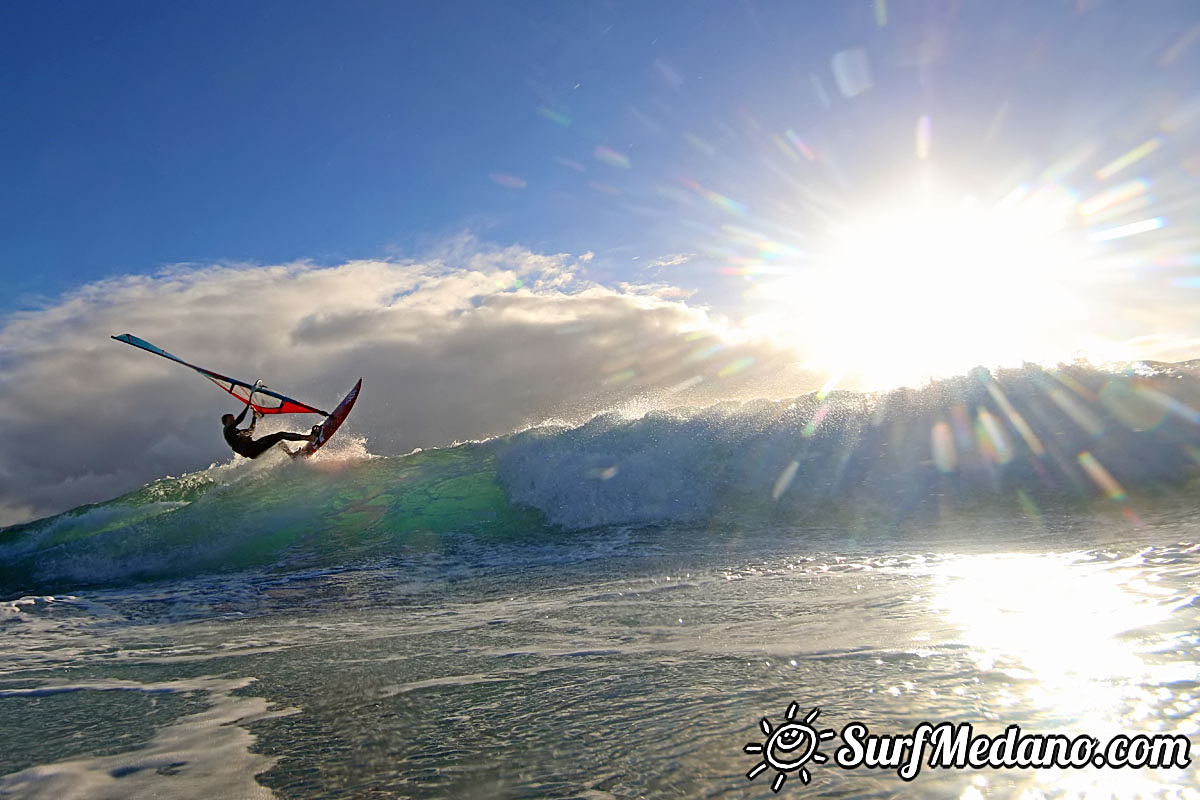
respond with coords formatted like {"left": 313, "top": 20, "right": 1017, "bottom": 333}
{"left": 746, "top": 187, "right": 1099, "bottom": 390}
{"left": 931, "top": 552, "right": 1193, "bottom": 795}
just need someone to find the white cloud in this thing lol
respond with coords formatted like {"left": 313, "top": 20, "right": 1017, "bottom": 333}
{"left": 646, "top": 253, "right": 693, "bottom": 269}
{"left": 0, "top": 242, "right": 818, "bottom": 526}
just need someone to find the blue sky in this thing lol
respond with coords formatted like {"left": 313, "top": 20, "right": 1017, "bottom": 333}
{"left": 6, "top": 1, "right": 1195, "bottom": 310}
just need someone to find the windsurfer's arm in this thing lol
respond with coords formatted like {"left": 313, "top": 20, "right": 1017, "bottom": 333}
{"left": 247, "top": 381, "right": 264, "bottom": 431}
{"left": 232, "top": 403, "right": 250, "bottom": 429}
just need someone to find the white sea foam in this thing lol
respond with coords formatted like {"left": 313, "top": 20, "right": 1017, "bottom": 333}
{"left": 0, "top": 677, "right": 294, "bottom": 800}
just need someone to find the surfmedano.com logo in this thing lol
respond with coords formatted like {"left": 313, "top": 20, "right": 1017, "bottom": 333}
{"left": 743, "top": 703, "right": 837, "bottom": 792}
{"left": 742, "top": 703, "right": 1193, "bottom": 793}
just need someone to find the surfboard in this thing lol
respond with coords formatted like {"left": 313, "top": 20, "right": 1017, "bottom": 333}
{"left": 296, "top": 378, "right": 362, "bottom": 458}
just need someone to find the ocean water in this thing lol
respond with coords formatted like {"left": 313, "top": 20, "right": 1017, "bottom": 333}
{"left": 2, "top": 363, "right": 1199, "bottom": 798}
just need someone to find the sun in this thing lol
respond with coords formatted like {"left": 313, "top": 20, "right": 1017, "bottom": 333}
{"left": 744, "top": 186, "right": 1099, "bottom": 390}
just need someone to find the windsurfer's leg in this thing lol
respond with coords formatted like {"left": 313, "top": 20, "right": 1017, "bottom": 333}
{"left": 240, "top": 438, "right": 275, "bottom": 459}
{"left": 246, "top": 432, "right": 311, "bottom": 458}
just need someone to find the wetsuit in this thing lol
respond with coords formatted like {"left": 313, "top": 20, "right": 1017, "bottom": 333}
{"left": 223, "top": 405, "right": 311, "bottom": 459}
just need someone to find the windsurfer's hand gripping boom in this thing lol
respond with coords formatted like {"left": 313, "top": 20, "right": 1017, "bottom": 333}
{"left": 247, "top": 380, "right": 266, "bottom": 430}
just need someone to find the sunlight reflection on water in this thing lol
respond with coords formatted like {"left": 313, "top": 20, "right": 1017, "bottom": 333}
{"left": 930, "top": 551, "right": 1199, "bottom": 796}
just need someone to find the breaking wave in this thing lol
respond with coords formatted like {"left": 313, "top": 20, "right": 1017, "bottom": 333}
{"left": 4, "top": 362, "right": 1199, "bottom": 596}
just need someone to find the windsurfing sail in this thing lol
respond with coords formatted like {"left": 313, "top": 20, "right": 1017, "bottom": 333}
{"left": 112, "top": 333, "right": 329, "bottom": 416}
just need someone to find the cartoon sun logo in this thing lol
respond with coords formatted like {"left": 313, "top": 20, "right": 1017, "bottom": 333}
{"left": 744, "top": 703, "right": 836, "bottom": 792}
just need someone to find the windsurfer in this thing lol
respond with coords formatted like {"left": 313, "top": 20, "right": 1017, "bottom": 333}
{"left": 222, "top": 404, "right": 319, "bottom": 459}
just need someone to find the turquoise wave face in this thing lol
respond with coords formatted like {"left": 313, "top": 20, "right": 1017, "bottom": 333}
{"left": 0, "top": 446, "right": 547, "bottom": 596}
{"left": 4, "top": 362, "right": 1199, "bottom": 596}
